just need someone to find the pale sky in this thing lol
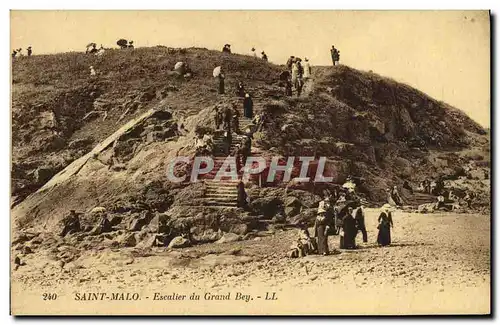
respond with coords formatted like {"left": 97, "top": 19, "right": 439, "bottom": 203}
{"left": 10, "top": 10, "right": 490, "bottom": 127}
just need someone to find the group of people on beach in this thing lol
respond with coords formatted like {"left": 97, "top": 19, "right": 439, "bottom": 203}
{"left": 289, "top": 183, "right": 394, "bottom": 258}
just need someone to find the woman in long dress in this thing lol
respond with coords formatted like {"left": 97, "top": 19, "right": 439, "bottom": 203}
{"left": 340, "top": 207, "right": 357, "bottom": 249}
{"left": 314, "top": 208, "right": 330, "bottom": 255}
{"left": 377, "top": 204, "right": 394, "bottom": 246}
{"left": 243, "top": 93, "right": 253, "bottom": 118}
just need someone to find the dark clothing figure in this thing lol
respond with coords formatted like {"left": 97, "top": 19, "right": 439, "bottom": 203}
{"left": 214, "top": 107, "right": 223, "bottom": 129}
{"left": 60, "top": 211, "right": 81, "bottom": 237}
{"left": 261, "top": 52, "right": 268, "bottom": 61}
{"left": 296, "top": 78, "right": 304, "bottom": 97}
{"left": 243, "top": 95, "right": 253, "bottom": 118}
{"left": 403, "top": 181, "right": 413, "bottom": 194}
{"left": 128, "top": 41, "right": 134, "bottom": 49}
{"left": 377, "top": 211, "right": 393, "bottom": 246}
{"left": 232, "top": 146, "right": 242, "bottom": 172}
{"left": 279, "top": 70, "right": 291, "bottom": 81}
{"left": 89, "top": 45, "right": 98, "bottom": 54}
{"left": 330, "top": 47, "right": 340, "bottom": 66}
{"left": 241, "top": 136, "right": 251, "bottom": 167}
{"left": 27, "top": 47, "right": 32, "bottom": 57}
{"left": 12, "top": 50, "right": 17, "bottom": 58}
{"left": 223, "top": 107, "right": 232, "bottom": 131}
{"left": 286, "top": 56, "right": 295, "bottom": 70}
{"left": 237, "top": 84, "right": 245, "bottom": 97}
{"left": 237, "top": 181, "right": 248, "bottom": 208}
{"left": 222, "top": 44, "right": 231, "bottom": 54}
{"left": 218, "top": 75, "right": 225, "bottom": 94}
{"left": 340, "top": 211, "right": 357, "bottom": 249}
{"left": 232, "top": 114, "right": 240, "bottom": 134}
{"left": 354, "top": 207, "right": 368, "bottom": 243}
{"left": 423, "top": 180, "right": 431, "bottom": 194}
{"left": 285, "top": 80, "right": 293, "bottom": 96}
{"left": 313, "top": 214, "right": 329, "bottom": 255}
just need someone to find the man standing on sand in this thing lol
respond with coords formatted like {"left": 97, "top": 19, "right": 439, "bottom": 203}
{"left": 354, "top": 202, "right": 368, "bottom": 243}
{"left": 314, "top": 207, "right": 330, "bottom": 255}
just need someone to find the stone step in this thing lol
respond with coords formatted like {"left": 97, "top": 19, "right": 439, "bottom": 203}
{"left": 202, "top": 201, "right": 238, "bottom": 207}
{"left": 203, "top": 196, "right": 237, "bottom": 203}
{"left": 205, "top": 181, "right": 238, "bottom": 186}
{"left": 205, "top": 191, "right": 238, "bottom": 198}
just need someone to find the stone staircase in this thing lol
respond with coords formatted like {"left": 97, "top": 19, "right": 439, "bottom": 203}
{"left": 200, "top": 115, "right": 256, "bottom": 208}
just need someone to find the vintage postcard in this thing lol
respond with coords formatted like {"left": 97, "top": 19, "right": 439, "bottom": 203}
{"left": 10, "top": 10, "right": 491, "bottom": 315}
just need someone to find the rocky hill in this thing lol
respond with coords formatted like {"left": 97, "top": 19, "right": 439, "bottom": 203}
{"left": 11, "top": 47, "right": 490, "bottom": 241}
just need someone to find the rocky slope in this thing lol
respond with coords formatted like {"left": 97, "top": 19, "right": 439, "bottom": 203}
{"left": 11, "top": 47, "right": 490, "bottom": 242}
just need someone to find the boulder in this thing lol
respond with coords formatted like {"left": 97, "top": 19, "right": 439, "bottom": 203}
{"left": 283, "top": 197, "right": 302, "bottom": 217}
{"left": 128, "top": 211, "right": 154, "bottom": 231}
{"left": 249, "top": 197, "right": 282, "bottom": 218}
{"left": 34, "top": 166, "right": 58, "bottom": 185}
{"left": 192, "top": 229, "right": 222, "bottom": 243}
{"left": 146, "top": 131, "right": 166, "bottom": 143}
{"left": 216, "top": 233, "right": 241, "bottom": 244}
{"left": 167, "top": 236, "right": 190, "bottom": 249}
{"left": 117, "top": 233, "right": 137, "bottom": 247}
{"left": 135, "top": 233, "right": 157, "bottom": 248}
{"left": 227, "top": 223, "right": 248, "bottom": 235}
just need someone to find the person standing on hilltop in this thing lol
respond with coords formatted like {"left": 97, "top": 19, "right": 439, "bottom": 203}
{"left": 303, "top": 58, "right": 311, "bottom": 80}
{"left": 222, "top": 44, "right": 232, "bottom": 54}
{"left": 11, "top": 49, "right": 17, "bottom": 59}
{"left": 27, "top": 46, "right": 32, "bottom": 57}
{"left": 330, "top": 45, "right": 340, "bottom": 66}
{"left": 261, "top": 51, "right": 268, "bottom": 61}
{"left": 291, "top": 61, "right": 298, "bottom": 89}
{"left": 295, "top": 59, "right": 304, "bottom": 97}
{"left": 286, "top": 56, "right": 295, "bottom": 70}
{"left": 251, "top": 47, "right": 257, "bottom": 57}
{"left": 128, "top": 41, "right": 134, "bottom": 49}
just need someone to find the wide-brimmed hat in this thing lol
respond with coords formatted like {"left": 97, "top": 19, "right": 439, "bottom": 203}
{"left": 381, "top": 203, "right": 392, "bottom": 210}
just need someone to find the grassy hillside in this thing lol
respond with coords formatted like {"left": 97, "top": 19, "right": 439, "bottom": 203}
{"left": 11, "top": 47, "right": 283, "bottom": 202}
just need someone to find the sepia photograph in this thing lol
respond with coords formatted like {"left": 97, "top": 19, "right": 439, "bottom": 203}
{"left": 9, "top": 10, "right": 491, "bottom": 315}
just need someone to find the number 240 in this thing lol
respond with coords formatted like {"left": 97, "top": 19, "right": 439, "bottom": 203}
{"left": 42, "top": 293, "right": 58, "bottom": 300}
